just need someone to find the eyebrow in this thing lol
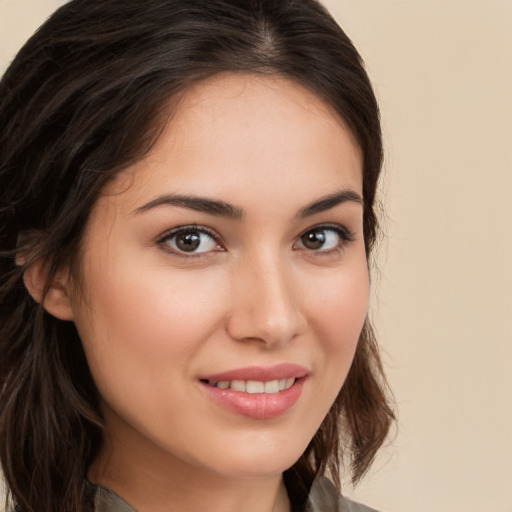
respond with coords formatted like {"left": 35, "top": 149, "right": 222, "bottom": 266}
{"left": 297, "top": 189, "right": 363, "bottom": 218}
{"left": 134, "top": 194, "right": 243, "bottom": 219}
{"left": 133, "top": 189, "right": 362, "bottom": 219}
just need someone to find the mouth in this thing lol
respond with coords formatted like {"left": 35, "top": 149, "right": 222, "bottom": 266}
{"left": 200, "top": 377, "right": 296, "bottom": 394}
{"left": 198, "top": 364, "right": 308, "bottom": 419}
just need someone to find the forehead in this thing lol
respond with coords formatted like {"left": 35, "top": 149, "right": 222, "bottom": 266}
{"left": 101, "top": 73, "right": 363, "bottom": 212}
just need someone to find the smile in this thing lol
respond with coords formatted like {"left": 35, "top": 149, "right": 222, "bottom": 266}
{"left": 199, "top": 364, "right": 308, "bottom": 419}
{"left": 205, "top": 378, "right": 296, "bottom": 393}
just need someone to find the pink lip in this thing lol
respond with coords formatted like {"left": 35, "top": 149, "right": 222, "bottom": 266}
{"left": 199, "top": 364, "right": 308, "bottom": 420}
{"left": 200, "top": 363, "right": 308, "bottom": 383}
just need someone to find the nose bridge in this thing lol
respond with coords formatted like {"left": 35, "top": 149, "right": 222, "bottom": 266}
{"left": 227, "top": 247, "right": 305, "bottom": 346}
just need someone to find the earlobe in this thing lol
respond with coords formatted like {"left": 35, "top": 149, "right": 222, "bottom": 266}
{"left": 22, "top": 260, "right": 75, "bottom": 321}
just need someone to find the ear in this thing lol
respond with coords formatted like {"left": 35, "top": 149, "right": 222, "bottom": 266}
{"left": 22, "top": 260, "right": 75, "bottom": 321}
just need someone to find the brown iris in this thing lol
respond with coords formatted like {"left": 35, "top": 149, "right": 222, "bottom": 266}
{"left": 301, "top": 229, "right": 326, "bottom": 250}
{"left": 175, "top": 231, "right": 202, "bottom": 252}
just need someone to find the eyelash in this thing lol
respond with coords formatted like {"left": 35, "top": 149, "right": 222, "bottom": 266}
{"left": 156, "top": 224, "right": 223, "bottom": 258}
{"left": 294, "top": 224, "right": 355, "bottom": 256}
{"left": 155, "top": 223, "right": 355, "bottom": 258}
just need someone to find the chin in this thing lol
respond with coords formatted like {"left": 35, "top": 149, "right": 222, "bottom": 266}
{"left": 188, "top": 433, "right": 307, "bottom": 479}
{"left": 211, "top": 453, "right": 299, "bottom": 480}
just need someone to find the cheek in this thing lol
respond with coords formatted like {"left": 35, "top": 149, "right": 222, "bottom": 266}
{"left": 306, "top": 260, "right": 369, "bottom": 397}
{"left": 309, "top": 261, "right": 369, "bottom": 344}
{"left": 73, "top": 254, "right": 228, "bottom": 378}
{"left": 72, "top": 261, "right": 231, "bottom": 445}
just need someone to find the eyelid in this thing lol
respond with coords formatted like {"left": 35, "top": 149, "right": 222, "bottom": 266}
{"left": 156, "top": 224, "right": 219, "bottom": 242}
{"left": 294, "top": 223, "right": 355, "bottom": 251}
{"left": 156, "top": 224, "right": 224, "bottom": 256}
{"left": 154, "top": 223, "right": 355, "bottom": 258}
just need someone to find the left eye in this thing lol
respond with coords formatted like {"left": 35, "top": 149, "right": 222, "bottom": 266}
{"left": 159, "top": 228, "right": 220, "bottom": 254}
{"left": 295, "top": 227, "right": 349, "bottom": 251}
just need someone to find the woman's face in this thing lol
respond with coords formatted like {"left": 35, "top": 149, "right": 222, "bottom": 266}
{"left": 70, "top": 74, "right": 369, "bottom": 480}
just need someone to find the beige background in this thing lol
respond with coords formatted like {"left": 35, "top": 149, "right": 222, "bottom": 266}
{"left": 1, "top": 1, "right": 511, "bottom": 511}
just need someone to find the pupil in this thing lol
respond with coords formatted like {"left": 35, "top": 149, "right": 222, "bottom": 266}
{"left": 176, "top": 232, "right": 201, "bottom": 251}
{"left": 302, "top": 230, "right": 325, "bottom": 249}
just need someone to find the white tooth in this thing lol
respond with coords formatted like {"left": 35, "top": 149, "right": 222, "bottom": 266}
{"left": 285, "top": 378, "right": 295, "bottom": 390}
{"left": 246, "top": 380, "right": 265, "bottom": 393}
{"left": 216, "top": 381, "right": 230, "bottom": 389}
{"left": 264, "top": 380, "right": 279, "bottom": 393}
{"left": 230, "top": 380, "right": 246, "bottom": 392}
{"left": 278, "top": 378, "right": 287, "bottom": 391}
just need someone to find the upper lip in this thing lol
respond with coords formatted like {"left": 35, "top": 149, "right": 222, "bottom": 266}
{"left": 200, "top": 363, "right": 309, "bottom": 383}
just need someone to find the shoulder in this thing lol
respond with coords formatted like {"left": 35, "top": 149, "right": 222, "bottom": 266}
{"left": 305, "top": 476, "right": 382, "bottom": 512}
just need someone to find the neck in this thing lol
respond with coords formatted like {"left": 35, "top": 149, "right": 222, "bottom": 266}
{"left": 88, "top": 424, "right": 291, "bottom": 512}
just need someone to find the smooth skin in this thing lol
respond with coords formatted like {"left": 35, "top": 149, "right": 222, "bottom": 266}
{"left": 34, "top": 74, "right": 369, "bottom": 512}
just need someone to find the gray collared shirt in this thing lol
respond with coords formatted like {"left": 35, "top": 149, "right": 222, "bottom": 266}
{"left": 94, "top": 476, "right": 380, "bottom": 512}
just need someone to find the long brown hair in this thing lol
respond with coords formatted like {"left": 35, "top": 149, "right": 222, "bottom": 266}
{"left": 0, "top": 1, "right": 394, "bottom": 510}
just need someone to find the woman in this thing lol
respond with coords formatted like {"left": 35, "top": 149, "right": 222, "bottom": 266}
{"left": 0, "top": 0, "right": 394, "bottom": 511}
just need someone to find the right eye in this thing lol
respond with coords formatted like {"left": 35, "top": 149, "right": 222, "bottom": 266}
{"left": 157, "top": 226, "right": 222, "bottom": 255}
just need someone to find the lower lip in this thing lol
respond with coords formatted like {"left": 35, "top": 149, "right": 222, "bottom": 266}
{"left": 200, "top": 378, "right": 306, "bottom": 420}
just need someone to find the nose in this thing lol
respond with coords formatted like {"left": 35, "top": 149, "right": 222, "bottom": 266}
{"left": 225, "top": 251, "right": 307, "bottom": 348}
